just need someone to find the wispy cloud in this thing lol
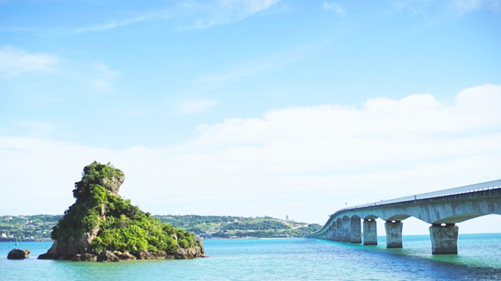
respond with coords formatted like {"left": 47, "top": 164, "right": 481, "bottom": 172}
{"left": 89, "top": 62, "right": 121, "bottom": 94}
{"left": 200, "top": 42, "right": 327, "bottom": 85}
{"left": 0, "top": 27, "right": 29, "bottom": 32}
{"left": 71, "top": 0, "right": 281, "bottom": 34}
{"left": 453, "top": 0, "right": 501, "bottom": 13}
{"left": 176, "top": 99, "right": 218, "bottom": 114}
{"left": 184, "top": 0, "right": 282, "bottom": 30}
{"left": 4, "top": 1, "right": 279, "bottom": 35}
{"left": 73, "top": 13, "right": 168, "bottom": 34}
{"left": 390, "top": 0, "right": 501, "bottom": 15}
{"left": 322, "top": 1, "right": 346, "bottom": 16}
{"left": 453, "top": 0, "right": 482, "bottom": 12}
{"left": 0, "top": 46, "right": 121, "bottom": 98}
{"left": 17, "top": 121, "right": 55, "bottom": 137}
{"left": 491, "top": 0, "right": 501, "bottom": 12}
{"left": 0, "top": 47, "right": 59, "bottom": 78}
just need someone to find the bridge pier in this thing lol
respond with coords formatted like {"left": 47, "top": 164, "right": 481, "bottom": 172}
{"left": 336, "top": 219, "right": 342, "bottom": 241}
{"left": 363, "top": 219, "right": 377, "bottom": 245}
{"left": 329, "top": 224, "right": 335, "bottom": 240}
{"left": 350, "top": 217, "right": 362, "bottom": 243}
{"left": 385, "top": 220, "right": 403, "bottom": 248}
{"left": 342, "top": 217, "right": 351, "bottom": 242}
{"left": 429, "top": 224, "right": 458, "bottom": 254}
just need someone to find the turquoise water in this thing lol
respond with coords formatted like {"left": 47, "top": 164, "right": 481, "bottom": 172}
{"left": 1, "top": 234, "right": 500, "bottom": 280}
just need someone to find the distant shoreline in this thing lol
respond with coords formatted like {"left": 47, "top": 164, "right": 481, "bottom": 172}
{"left": 0, "top": 214, "right": 322, "bottom": 241}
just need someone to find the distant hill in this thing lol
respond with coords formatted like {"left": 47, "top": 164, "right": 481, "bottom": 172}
{"left": 0, "top": 214, "right": 61, "bottom": 241}
{"left": 154, "top": 215, "right": 321, "bottom": 239}
{"left": 1, "top": 214, "right": 321, "bottom": 241}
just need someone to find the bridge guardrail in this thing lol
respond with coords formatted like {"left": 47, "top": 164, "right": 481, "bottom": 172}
{"left": 342, "top": 179, "right": 501, "bottom": 210}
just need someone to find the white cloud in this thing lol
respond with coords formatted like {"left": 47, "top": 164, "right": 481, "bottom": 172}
{"left": 190, "top": 85, "right": 501, "bottom": 176}
{"left": 1, "top": 84, "right": 500, "bottom": 229}
{"left": 0, "top": 47, "right": 59, "bottom": 78}
{"left": 322, "top": 2, "right": 345, "bottom": 16}
{"left": 176, "top": 99, "right": 218, "bottom": 114}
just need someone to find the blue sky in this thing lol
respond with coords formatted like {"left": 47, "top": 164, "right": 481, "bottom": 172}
{"left": 1, "top": 0, "right": 501, "bottom": 234}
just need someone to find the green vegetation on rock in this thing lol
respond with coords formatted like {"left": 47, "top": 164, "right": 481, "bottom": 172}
{"left": 39, "top": 162, "right": 203, "bottom": 261}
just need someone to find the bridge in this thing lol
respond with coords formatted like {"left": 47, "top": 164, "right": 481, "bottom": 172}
{"left": 310, "top": 179, "right": 501, "bottom": 254}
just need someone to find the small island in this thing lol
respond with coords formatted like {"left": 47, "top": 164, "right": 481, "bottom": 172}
{"left": 38, "top": 161, "right": 205, "bottom": 261}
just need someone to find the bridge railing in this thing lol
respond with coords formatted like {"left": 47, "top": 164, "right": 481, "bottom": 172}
{"left": 343, "top": 179, "right": 501, "bottom": 210}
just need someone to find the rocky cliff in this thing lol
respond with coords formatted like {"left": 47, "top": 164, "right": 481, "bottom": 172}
{"left": 38, "top": 162, "right": 205, "bottom": 261}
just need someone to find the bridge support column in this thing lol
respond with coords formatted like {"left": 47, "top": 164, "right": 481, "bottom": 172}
{"left": 333, "top": 222, "right": 339, "bottom": 241}
{"left": 429, "top": 224, "right": 458, "bottom": 255}
{"left": 336, "top": 221, "right": 342, "bottom": 241}
{"left": 350, "top": 217, "right": 361, "bottom": 243}
{"left": 328, "top": 225, "right": 335, "bottom": 240}
{"left": 363, "top": 219, "right": 377, "bottom": 245}
{"left": 342, "top": 218, "right": 350, "bottom": 242}
{"left": 331, "top": 222, "right": 335, "bottom": 240}
{"left": 385, "top": 220, "right": 403, "bottom": 248}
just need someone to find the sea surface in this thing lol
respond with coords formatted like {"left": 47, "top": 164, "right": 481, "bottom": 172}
{"left": 1, "top": 234, "right": 500, "bottom": 280}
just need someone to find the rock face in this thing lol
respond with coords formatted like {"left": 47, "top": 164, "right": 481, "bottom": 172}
{"left": 113, "top": 251, "right": 136, "bottom": 260}
{"left": 38, "top": 161, "right": 205, "bottom": 262}
{"left": 38, "top": 227, "right": 100, "bottom": 260}
{"left": 174, "top": 239, "right": 206, "bottom": 259}
{"left": 7, "top": 249, "right": 30, "bottom": 259}
{"left": 71, "top": 253, "right": 97, "bottom": 262}
{"left": 97, "top": 250, "right": 120, "bottom": 262}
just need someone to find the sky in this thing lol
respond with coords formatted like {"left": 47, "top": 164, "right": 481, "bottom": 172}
{"left": 1, "top": 0, "right": 501, "bottom": 234}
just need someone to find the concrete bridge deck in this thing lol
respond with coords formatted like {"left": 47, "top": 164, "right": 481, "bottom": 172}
{"left": 310, "top": 179, "right": 501, "bottom": 254}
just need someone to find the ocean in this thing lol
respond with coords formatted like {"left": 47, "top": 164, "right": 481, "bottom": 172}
{"left": 1, "top": 234, "right": 500, "bottom": 280}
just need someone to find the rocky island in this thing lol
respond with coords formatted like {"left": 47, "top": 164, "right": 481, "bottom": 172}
{"left": 8, "top": 249, "right": 30, "bottom": 259}
{"left": 38, "top": 162, "right": 205, "bottom": 262}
